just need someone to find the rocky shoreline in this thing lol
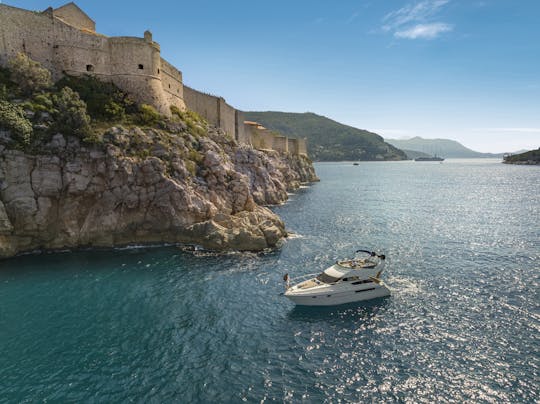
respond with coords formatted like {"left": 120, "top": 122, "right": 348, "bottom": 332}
{"left": 0, "top": 125, "right": 318, "bottom": 259}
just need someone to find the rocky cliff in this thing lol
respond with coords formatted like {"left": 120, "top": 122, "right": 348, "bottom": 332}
{"left": 0, "top": 125, "right": 318, "bottom": 258}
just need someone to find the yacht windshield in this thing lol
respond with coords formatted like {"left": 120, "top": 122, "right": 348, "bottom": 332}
{"left": 316, "top": 272, "right": 341, "bottom": 284}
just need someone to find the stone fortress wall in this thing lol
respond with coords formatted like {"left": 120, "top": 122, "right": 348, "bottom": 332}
{"left": 0, "top": 2, "right": 307, "bottom": 156}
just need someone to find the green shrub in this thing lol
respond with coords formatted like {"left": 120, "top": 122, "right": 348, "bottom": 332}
{"left": 0, "top": 84, "right": 7, "bottom": 100}
{"left": 0, "top": 66, "right": 15, "bottom": 93}
{"left": 83, "top": 132, "right": 103, "bottom": 145}
{"left": 170, "top": 105, "right": 182, "bottom": 118}
{"left": 31, "top": 93, "right": 54, "bottom": 112}
{"left": 170, "top": 106, "right": 207, "bottom": 137}
{"left": 104, "top": 101, "right": 126, "bottom": 121}
{"left": 137, "top": 104, "right": 161, "bottom": 126}
{"left": 8, "top": 53, "right": 52, "bottom": 96}
{"left": 185, "top": 160, "right": 197, "bottom": 176}
{"left": 0, "top": 100, "right": 33, "bottom": 145}
{"left": 56, "top": 75, "right": 135, "bottom": 121}
{"left": 188, "top": 149, "right": 203, "bottom": 164}
{"left": 52, "top": 87, "right": 92, "bottom": 138}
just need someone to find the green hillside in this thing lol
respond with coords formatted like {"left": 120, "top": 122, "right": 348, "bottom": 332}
{"left": 402, "top": 149, "right": 431, "bottom": 159}
{"left": 503, "top": 148, "right": 540, "bottom": 165}
{"left": 244, "top": 111, "right": 406, "bottom": 161}
{"left": 385, "top": 136, "right": 503, "bottom": 158}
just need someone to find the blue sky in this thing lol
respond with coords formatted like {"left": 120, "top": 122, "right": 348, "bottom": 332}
{"left": 5, "top": 0, "right": 540, "bottom": 152}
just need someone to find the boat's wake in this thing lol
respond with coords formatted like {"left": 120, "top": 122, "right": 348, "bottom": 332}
{"left": 385, "top": 276, "right": 424, "bottom": 295}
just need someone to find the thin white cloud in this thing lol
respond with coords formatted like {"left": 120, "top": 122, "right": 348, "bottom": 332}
{"left": 382, "top": 0, "right": 452, "bottom": 39}
{"left": 347, "top": 12, "right": 359, "bottom": 24}
{"left": 395, "top": 23, "right": 453, "bottom": 39}
{"left": 383, "top": 0, "right": 449, "bottom": 28}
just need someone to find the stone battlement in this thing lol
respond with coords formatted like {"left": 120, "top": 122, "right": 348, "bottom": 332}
{"left": 0, "top": 2, "right": 307, "bottom": 156}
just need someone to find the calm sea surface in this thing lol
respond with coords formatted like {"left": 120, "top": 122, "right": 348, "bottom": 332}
{"left": 1, "top": 159, "right": 538, "bottom": 402}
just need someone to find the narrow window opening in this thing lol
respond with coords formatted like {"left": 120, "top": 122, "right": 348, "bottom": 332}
{"left": 86, "top": 64, "right": 94, "bottom": 72}
{"left": 138, "top": 64, "right": 144, "bottom": 70}
{"left": 157, "top": 69, "right": 160, "bottom": 74}
{"left": 168, "top": 84, "right": 171, "bottom": 88}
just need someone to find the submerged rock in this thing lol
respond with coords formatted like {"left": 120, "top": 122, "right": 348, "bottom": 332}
{"left": 0, "top": 126, "right": 317, "bottom": 258}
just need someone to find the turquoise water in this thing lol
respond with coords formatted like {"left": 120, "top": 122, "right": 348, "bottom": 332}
{"left": 1, "top": 159, "right": 538, "bottom": 402}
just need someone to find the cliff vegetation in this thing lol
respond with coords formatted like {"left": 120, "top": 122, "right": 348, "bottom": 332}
{"left": 0, "top": 54, "right": 318, "bottom": 258}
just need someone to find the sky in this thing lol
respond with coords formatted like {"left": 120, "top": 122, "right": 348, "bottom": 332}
{"left": 5, "top": 0, "right": 540, "bottom": 153}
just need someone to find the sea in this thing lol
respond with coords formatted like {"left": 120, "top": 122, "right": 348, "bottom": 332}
{"left": 0, "top": 159, "right": 538, "bottom": 403}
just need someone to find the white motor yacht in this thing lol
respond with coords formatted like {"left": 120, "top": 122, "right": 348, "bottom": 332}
{"left": 283, "top": 250, "right": 390, "bottom": 306}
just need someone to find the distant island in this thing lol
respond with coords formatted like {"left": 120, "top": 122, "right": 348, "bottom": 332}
{"left": 244, "top": 111, "right": 406, "bottom": 161}
{"left": 503, "top": 149, "right": 540, "bottom": 165}
{"left": 385, "top": 136, "right": 505, "bottom": 159}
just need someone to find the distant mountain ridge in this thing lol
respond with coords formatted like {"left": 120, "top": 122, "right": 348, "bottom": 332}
{"left": 401, "top": 149, "right": 431, "bottom": 159}
{"left": 244, "top": 111, "right": 406, "bottom": 161}
{"left": 385, "top": 137, "right": 504, "bottom": 158}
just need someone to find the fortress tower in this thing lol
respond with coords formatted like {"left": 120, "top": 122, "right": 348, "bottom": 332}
{"left": 0, "top": 2, "right": 185, "bottom": 115}
{"left": 0, "top": 2, "right": 307, "bottom": 155}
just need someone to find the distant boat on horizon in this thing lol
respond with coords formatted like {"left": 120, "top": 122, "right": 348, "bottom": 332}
{"left": 414, "top": 155, "right": 444, "bottom": 162}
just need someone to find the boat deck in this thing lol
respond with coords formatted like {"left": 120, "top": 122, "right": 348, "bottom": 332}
{"left": 297, "top": 279, "right": 320, "bottom": 289}
{"left": 337, "top": 259, "right": 376, "bottom": 269}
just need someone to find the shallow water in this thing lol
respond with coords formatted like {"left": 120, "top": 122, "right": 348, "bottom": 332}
{"left": 1, "top": 159, "right": 538, "bottom": 402}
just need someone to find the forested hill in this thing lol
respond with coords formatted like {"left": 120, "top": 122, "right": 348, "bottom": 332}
{"left": 243, "top": 111, "right": 406, "bottom": 161}
{"left": 385, "top": 136, "right": 504, "bottom": 158}
{"left": 503, "top": 148, "right": 540, "bottom": 165}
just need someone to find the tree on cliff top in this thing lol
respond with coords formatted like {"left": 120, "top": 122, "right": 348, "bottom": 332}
{"left": 52, "top": 87, "right": 91, "bottom": 138}
{"left": 8, "top": 53, "right": 52, "bottom": 96}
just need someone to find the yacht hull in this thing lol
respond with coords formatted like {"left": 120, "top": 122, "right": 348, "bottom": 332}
{"left": 285, "top": 284, "right": 390, "bottom": 306}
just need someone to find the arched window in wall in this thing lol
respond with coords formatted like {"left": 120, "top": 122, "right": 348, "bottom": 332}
{"left": 138, "top": 64, "right": 144, "bottom": 70}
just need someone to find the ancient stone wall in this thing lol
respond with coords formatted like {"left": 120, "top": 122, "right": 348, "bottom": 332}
{"left": 53, "top": 3, "right": 95, "bottom": 32}
{"left": 160, "top": 58, "right": 186, "bottom": 111}
{"left": 273, "top": 136, "right": 288, "bottom": 153}
{"left": 52, "top": 18, "right": 110, "bottom": 80}
{"left": 235, "top": 111, "right": 248, "bottom": 144}
{"left": 241, "top": 121, "right": 307, "bottom": 156}
{"left": 108, "top": 37, "right": 169, "bottom": 114}
{"left": 258, "top": 129, "right": 276, "bottom": 150}
{"left": 297, "top": 138, "right": 308, "bottom": 155}
{"left": 0, "top": 5, "right": 56, "bottom": 71}
{"left": 183, "top": 86, "right": 220, "bottom": 127}
{"left": 218, "top": 99, "right": 236, "bottom": 137}
{"left": 244, "top": 123, "right": 276, "bottom": 151}
{"left": 288, "top": 138, "right": 298, "bottom": 155}
{"left": 183, "top": 86, "right": 236, "bottom": 137}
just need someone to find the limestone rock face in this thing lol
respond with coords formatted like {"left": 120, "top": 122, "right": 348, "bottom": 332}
{"left": 0, "top": 126, "right": 317, "bottom": 258}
